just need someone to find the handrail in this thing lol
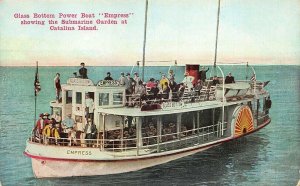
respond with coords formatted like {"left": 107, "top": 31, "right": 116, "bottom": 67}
{"left": 30, "top": 122, "right": 227, "bottom": 154}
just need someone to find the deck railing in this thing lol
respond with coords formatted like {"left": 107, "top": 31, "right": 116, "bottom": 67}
{"left": 30, "top": 122, "right": 227, "bottom": 156}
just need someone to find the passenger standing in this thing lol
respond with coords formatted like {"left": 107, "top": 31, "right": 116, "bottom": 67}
{"left": 104, "top": 72, "right": 113, "bottom": 80}
{"left": 119, "top": 72, "right": 126, "bottom": 85}
{"left": 199, "top": 66, "right": 209, "bottom": 82}
{"left": 85, "top": 94, "right": 94, "bottom": 121}
{"left": 79, "top": 62, "right": 88, "bottom": 79}
{"left": 133, "top": 72, "right": 141, "bottom": 92}
{"left": 124, "top": 73, "right": 134, "bottom": 95}
{"left": 54, "top": 73, "right": 61, "bottom": 102}
{"left": 169, "top": 77, "right": 177, "bottom": 92}
{"left": 84, "top": 118, "right": 97, "bottom": 147}
{"left": 225, "top": 72, "right": 235, "bottom": 84}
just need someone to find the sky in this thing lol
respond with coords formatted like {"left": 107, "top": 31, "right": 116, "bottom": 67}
{"left": 0, "top": 0, "right": 299, "bottom": 66}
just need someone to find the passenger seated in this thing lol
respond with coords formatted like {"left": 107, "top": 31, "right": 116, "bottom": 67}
{"left": 182, "top": 72, "right": 194, "bottom": 91}
{"left": 130, "top": 81, "right": 146, "bottom": 106}
{"left": 146, "top": 78, "right": 156, "bottom": 89}
{"left": 212, "top": 76, "right": 220, "bottom": 86}
{"left": 160, "top": 74, "right": 169, "bottom": 91}
{"left": 51, "top": 123, "right": 61, "bottom": 145}
{"left": 42, "top": 121, "right": 53, "bottom": 144}
{"left": 162, "top": 82, "right": 171, "bottom": 99}
{"left": 84, "top": 118, "right": 97, "bottom": 147}
{"left": 194, "top": 80, "right": 202, "bottom": 95}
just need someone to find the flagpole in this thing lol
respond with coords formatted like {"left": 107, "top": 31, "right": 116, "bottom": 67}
{"left": 142, "top": 0, "right": 148, "bottom": 82}
{"left": 34, "top": 61, "right": 38, "bottom": 127}
{"left": 213, "top": 0, "right": 221, "bottom": 76}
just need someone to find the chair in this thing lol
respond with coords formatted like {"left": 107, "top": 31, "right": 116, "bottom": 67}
{"left": 208, "top": 86, "right": 216, "bottom": 100}
{"left": 199, "top": 86, "right": 209, "bottom": 101}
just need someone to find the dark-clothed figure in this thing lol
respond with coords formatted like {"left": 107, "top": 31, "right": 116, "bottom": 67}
{"left": 150, "top": 83, "right": 160, "bottom": 99}
{"left": 212, "top": 76, "right": 219, "bottom": 86}
{"left": 84, "top": 119, "right": 97, "bottom": 147}
{"left": 169, "top": 77, "right": 177, "bottom": 92}
{"left": 54, "top": 73, "right": 61, "bottom": 102}
{"left": 225, "top": 72, "right": 235, "bottom": 84}
{"left": 79, "top": 62, "right": 88, "bottom": 79}
{"left": 34, "top": 113, "right": 45, "bottom": 138}
{"left": 104, "top": 72, "right": 113, "bottom": 80}
{"left": 199, "top": 66, "right": 209, "bottom": 82}
{"left": 124, "top": 73, "right": 134, "bottom": 95}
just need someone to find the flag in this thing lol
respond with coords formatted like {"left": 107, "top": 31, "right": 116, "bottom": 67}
{"left": 34, "top": 62, "right": 41, "bottom": 96}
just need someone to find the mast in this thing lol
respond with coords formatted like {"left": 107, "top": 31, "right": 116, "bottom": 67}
{"left": 213, "top": 0, "right": 221, "bottom": 69}
{"left": 142, "top": 0, "right": 148, "bottom": 81}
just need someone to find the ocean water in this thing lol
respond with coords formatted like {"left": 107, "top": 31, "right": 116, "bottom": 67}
{"left": 0, "top": 65, "right": 299, "bottom": 186}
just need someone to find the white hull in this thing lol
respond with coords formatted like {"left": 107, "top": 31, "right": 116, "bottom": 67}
{"left": 30, "top": 145, "right": 214, "bottom": 178}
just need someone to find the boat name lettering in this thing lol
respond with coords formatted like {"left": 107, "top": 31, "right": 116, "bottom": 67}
{"left": 67, "top": 78, "right": 94, "bottom": 86}
{"left": 162, "top": 101, "right": 185, "bottom": 109}
{"left": 67, "top": 150, "right": 92, "bottom": 155}
{"left": 97, "top": 80, "right": 120, "bottom": 86}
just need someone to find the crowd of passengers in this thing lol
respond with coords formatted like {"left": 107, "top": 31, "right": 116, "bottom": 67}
{"left": 105, "top": 69, "right": 234, "bottom": 106}
{"left": 54, "top": 63, "right": 238, "bottom": 104}
{"left": 33, "top": 112, "right": 99, "bottom": 147}
{"left": 33, "top": 112, "right": 193, "bottom": 148}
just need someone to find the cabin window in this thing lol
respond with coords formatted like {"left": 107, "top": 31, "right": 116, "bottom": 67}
{"left": 113, "top": 92, "right": 123, "bottom": 105}
{"left": 76, "top": 92, "right": 82, "bottom": 104}
{"left": 66, "top": 90, "right": 72, "bottom": 104}
{"left": 99, "top": 93, "right": 109, "bottom": 106}
{"left": 51, "top": 107, "right": 62, "bottom": 116}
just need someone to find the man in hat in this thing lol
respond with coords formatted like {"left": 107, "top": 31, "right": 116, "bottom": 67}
{"left": 118, "top": 72, "right": 126, "bottom": 85}
{"left": 79, "top": 62, "right": 88, "bottom": 79}
{"left": 199, "top": 66, "right": 210, "bottom": 82}
{"left": 84, "top": 118, "right": 97, "bottom": 147}
{"left": 43, "top": 112, "right": 50, "bottom": 125}
{"left": 104, "top": 72, "right": 113, "bottom": 80}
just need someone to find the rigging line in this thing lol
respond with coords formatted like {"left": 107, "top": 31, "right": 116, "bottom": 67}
{"left": 217, "top": 61, "right": 249, "bottom": 64}
{"left": 142, "top": 0, "right": 148, "bottom": 82}
{"left": 137, "top": 60, "right": 176, "bottom": 63}
{"left": 213, "top": 0, "right": 221, "bottom": 68}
